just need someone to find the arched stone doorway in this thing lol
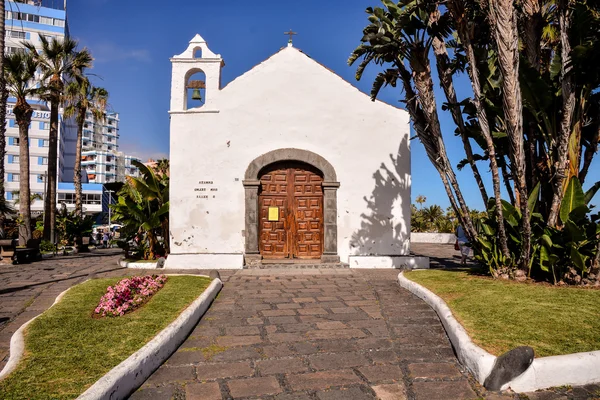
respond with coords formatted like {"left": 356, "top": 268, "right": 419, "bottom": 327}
{"left": 243, "top": 149, "right": 340, "bottom": 266}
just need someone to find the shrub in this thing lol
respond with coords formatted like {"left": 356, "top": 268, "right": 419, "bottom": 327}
{"left": 40, "top": 240, "right": 55, "bottom": 253}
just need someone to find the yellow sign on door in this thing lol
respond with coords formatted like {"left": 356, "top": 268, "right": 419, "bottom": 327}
{"left": 268, "top": 207, "right": 279, "bottom": 221}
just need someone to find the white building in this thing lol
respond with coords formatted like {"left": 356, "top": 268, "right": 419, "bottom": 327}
{"left": 4, "top": 0, "right": 69, "bottom": 215}
{"left": 166, "top": 35, "right": 413, "bottom": 270}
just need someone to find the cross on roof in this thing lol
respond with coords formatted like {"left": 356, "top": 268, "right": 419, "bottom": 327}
{"left": 284, "top": 29, "right": 297, "bottom": 44}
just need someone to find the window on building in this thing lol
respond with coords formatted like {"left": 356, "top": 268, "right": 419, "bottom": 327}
{"left": 58, "top": 193, "right": 75, "bottom": 203}
{"left": 83, "top": 193, "right": 101, "bottom": 205}
{"left": 10, "top": 174, "right": 19, "bottom": 182}
{"left": 10, "top": 155, "right": 19, "bottom": 163}
{"left": 41, "top": 139, "right": 49, "bottom": 147}
{"left": 106, "top": 166, "right": 112, "bottom": 171}
{"left": 107, "top": 146, "right": 112, "bottom": 151}
{"left": 5, "top": 47, "right": 20, "bottom": 55}
{"left": 42, "top": 122, "right": 50, "bottom": 130}
{"left": 53, "top": 19, "right": 65, "bottom": 27}
{"left": 39, "top": 157, "right": 48, "bottom": 165}
{"left": 7, "top": 30, "right": 27, "bottom": 39}
{"left": 37, "top": 175, "right": 44, "bottom": 183}
{"left": 27, "top": 14, "right": 40, "bottom": 23}
{"left": 40, "top": 16, "right": 53, "bottom": 25}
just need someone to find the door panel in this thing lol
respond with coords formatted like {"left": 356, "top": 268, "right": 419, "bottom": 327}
{"left": 258, "top": 162, "right": 323, "bottom": 260}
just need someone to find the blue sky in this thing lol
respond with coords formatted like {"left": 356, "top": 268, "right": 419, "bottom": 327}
{"left": 67, "top": 0, "right": 599, "bottom": 211}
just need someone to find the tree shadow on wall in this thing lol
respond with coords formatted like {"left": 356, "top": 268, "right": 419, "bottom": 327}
{"left": 350, "top": 136, "right": 411, "bottom": 263}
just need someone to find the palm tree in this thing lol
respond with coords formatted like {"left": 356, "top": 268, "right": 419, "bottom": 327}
{"left": 63, "top": 77, "right": 108, "bottom": 217}
{"left": 4, "top": 51, "right": 38, "bottom": 245}
{"left": 415, "top": 195, "right": 427, "bottom": 210}
{"left": 24, "top": 37, "right": 92, "bottom": 242}
{"left": 349, "top": 1, "right": 478, "bottom": 242}
{"left": 445, "top": 0, "right": 511, "bottom": 259}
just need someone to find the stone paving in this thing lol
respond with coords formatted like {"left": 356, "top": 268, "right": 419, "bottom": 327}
{"left": 135, "top": 269, "right": 495, "bottom": 400}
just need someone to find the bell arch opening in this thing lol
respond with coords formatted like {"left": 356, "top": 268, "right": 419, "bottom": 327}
{"left": 184, "top": 68, "right": 206, "bottom": 110}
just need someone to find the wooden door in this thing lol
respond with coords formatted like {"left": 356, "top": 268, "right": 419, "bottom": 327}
{"left": 259, "top": 162, "right": 323, "bottom": 260}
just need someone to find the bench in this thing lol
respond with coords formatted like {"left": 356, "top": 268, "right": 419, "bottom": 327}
{"left": 14, "top": 238, "right": 42, "bottom": 264}
{"left": 0, "top": 239, "right": 16, "bottom": 260}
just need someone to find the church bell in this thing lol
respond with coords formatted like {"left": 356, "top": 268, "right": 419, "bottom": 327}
{"left": 192, "top": 88, "right": 202, "bottom": 101}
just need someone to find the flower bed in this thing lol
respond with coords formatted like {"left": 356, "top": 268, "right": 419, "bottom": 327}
{"left": 95, "top": 275, "right": 168, "bottom": 317}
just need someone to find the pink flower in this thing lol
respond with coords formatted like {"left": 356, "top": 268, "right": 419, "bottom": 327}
{"left": 94, "top": 275, "right": 168, "bottom": 317}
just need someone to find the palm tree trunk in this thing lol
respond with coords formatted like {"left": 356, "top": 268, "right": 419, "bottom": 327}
{"left": 17, "top": 112, "right": 33, "bottom": 246}
{"left": 521, "top": 0, "right": 543, "bottom": 70}
{"left": 432, "top": 36, "right": 489, "bottom": 206}
{"left": 74, "top": 109, "right": 85, "bottom": 217}
{"left": 447, "top": 0, "right": 511, "bottom": 259}
{"left": 408, "top": 50, "right": 478, "bottom": 241}
{"left": 489, "top": 0, "right": 531, "bottom": 270}
{"left": 43, "top": 99, "right": 59, "bottom": 242}
{"left": 0, "top": 0, "right": 7, "bottom": 236}
{"left": 548, "top": 0, "right": 576, "bottom": 227}
{"left": 396, "top": 63, "right": 475, "bottom": 240}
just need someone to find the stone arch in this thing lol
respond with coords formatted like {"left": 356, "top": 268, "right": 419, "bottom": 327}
{"left": 244, "top": 148, "right": 337, "bottom": 182}
{"left": 242, "top": 148, "right": 340, "bottom": 266}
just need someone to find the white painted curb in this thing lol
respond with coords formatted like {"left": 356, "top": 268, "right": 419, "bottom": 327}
{"left": 77, "top": 277, "right": 222, "bottom": 400}
{"left": 398, "top": 271, "right": 600, "bottom": 392}
{"left": 0, "top": 286, "right": 73, "bottom": 381}
{"left": 119, "top": 260, "right": 159, "bottom": 269}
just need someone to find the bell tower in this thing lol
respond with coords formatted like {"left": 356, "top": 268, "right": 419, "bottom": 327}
{"left": 170, "top": 34, "right": 223, "bottom": 113}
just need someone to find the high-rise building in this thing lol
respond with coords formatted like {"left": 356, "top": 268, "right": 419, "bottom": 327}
{"left": 4, "top": 0, "right": 69, "bottom": 215}
{"left": 75, "top": 111, "right": 140, "bottom": 185}
{"left": 4, "top": 0, "right": 140, "bottom": 217}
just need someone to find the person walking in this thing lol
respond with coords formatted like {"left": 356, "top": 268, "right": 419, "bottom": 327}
{"left": 456, "top": 224, "right": 470, "bottom": 266}
{"left": 102, "top": 231, "right": 109, "bottom": 248}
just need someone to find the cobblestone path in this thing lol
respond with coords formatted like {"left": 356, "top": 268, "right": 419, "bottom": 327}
{"left": 135, "top": 269, "right": 497, "bottom": 400}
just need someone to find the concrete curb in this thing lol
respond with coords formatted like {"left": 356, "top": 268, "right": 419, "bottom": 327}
{"left": 118, "top": 259, "right": 159, "bottom": 269}
{"left": 0, "top": 286, "right": 73, "bottom": 381}
{"left": 398, "top": 271, "right": 600, "bottom": 392}
{"left": 77, "top": 277, "right": 222, "bottom": 400}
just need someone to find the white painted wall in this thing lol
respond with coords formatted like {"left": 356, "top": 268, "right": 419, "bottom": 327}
{"left": 411, "top": 233, "right": 456, "bottom": 244}
{"left": 167, "top": 36, "right": 411, "bottom": 268}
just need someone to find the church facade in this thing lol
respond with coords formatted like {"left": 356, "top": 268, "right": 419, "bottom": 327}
{"left": 165, "top": 35, "right": 415, "bottom": 269}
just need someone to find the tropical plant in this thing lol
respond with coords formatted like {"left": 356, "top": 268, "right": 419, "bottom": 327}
{"left": 4, "top": 50, "right": 39, "bottom": 245}
{"left": 350, "top": 0, "right": 600, "bottom": 283}
{"left": 55, "top": 204, "right": 96, "bottom": 247}
{"left": 110, "top": 160, "right": 169, "bottom": 260}
{"left": 24, "top": 37, "right": 92, "bottom": 243}
{"left": 63, "top": 77, "right": 108, "bottom": 217}
{"left": 415, "top": 195, "right": 427, "bottom": 210}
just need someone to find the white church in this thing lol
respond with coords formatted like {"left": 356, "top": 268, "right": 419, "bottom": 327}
{"left": 165, "top": 34, "right": 416, "bottom": 269}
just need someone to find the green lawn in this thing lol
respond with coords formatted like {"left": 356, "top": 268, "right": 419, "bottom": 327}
{"left": 0, "top": 275, "right": 211, "bottom": 400}
{"left": 404, "top": 269, "right": 600, "bottom": 358}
